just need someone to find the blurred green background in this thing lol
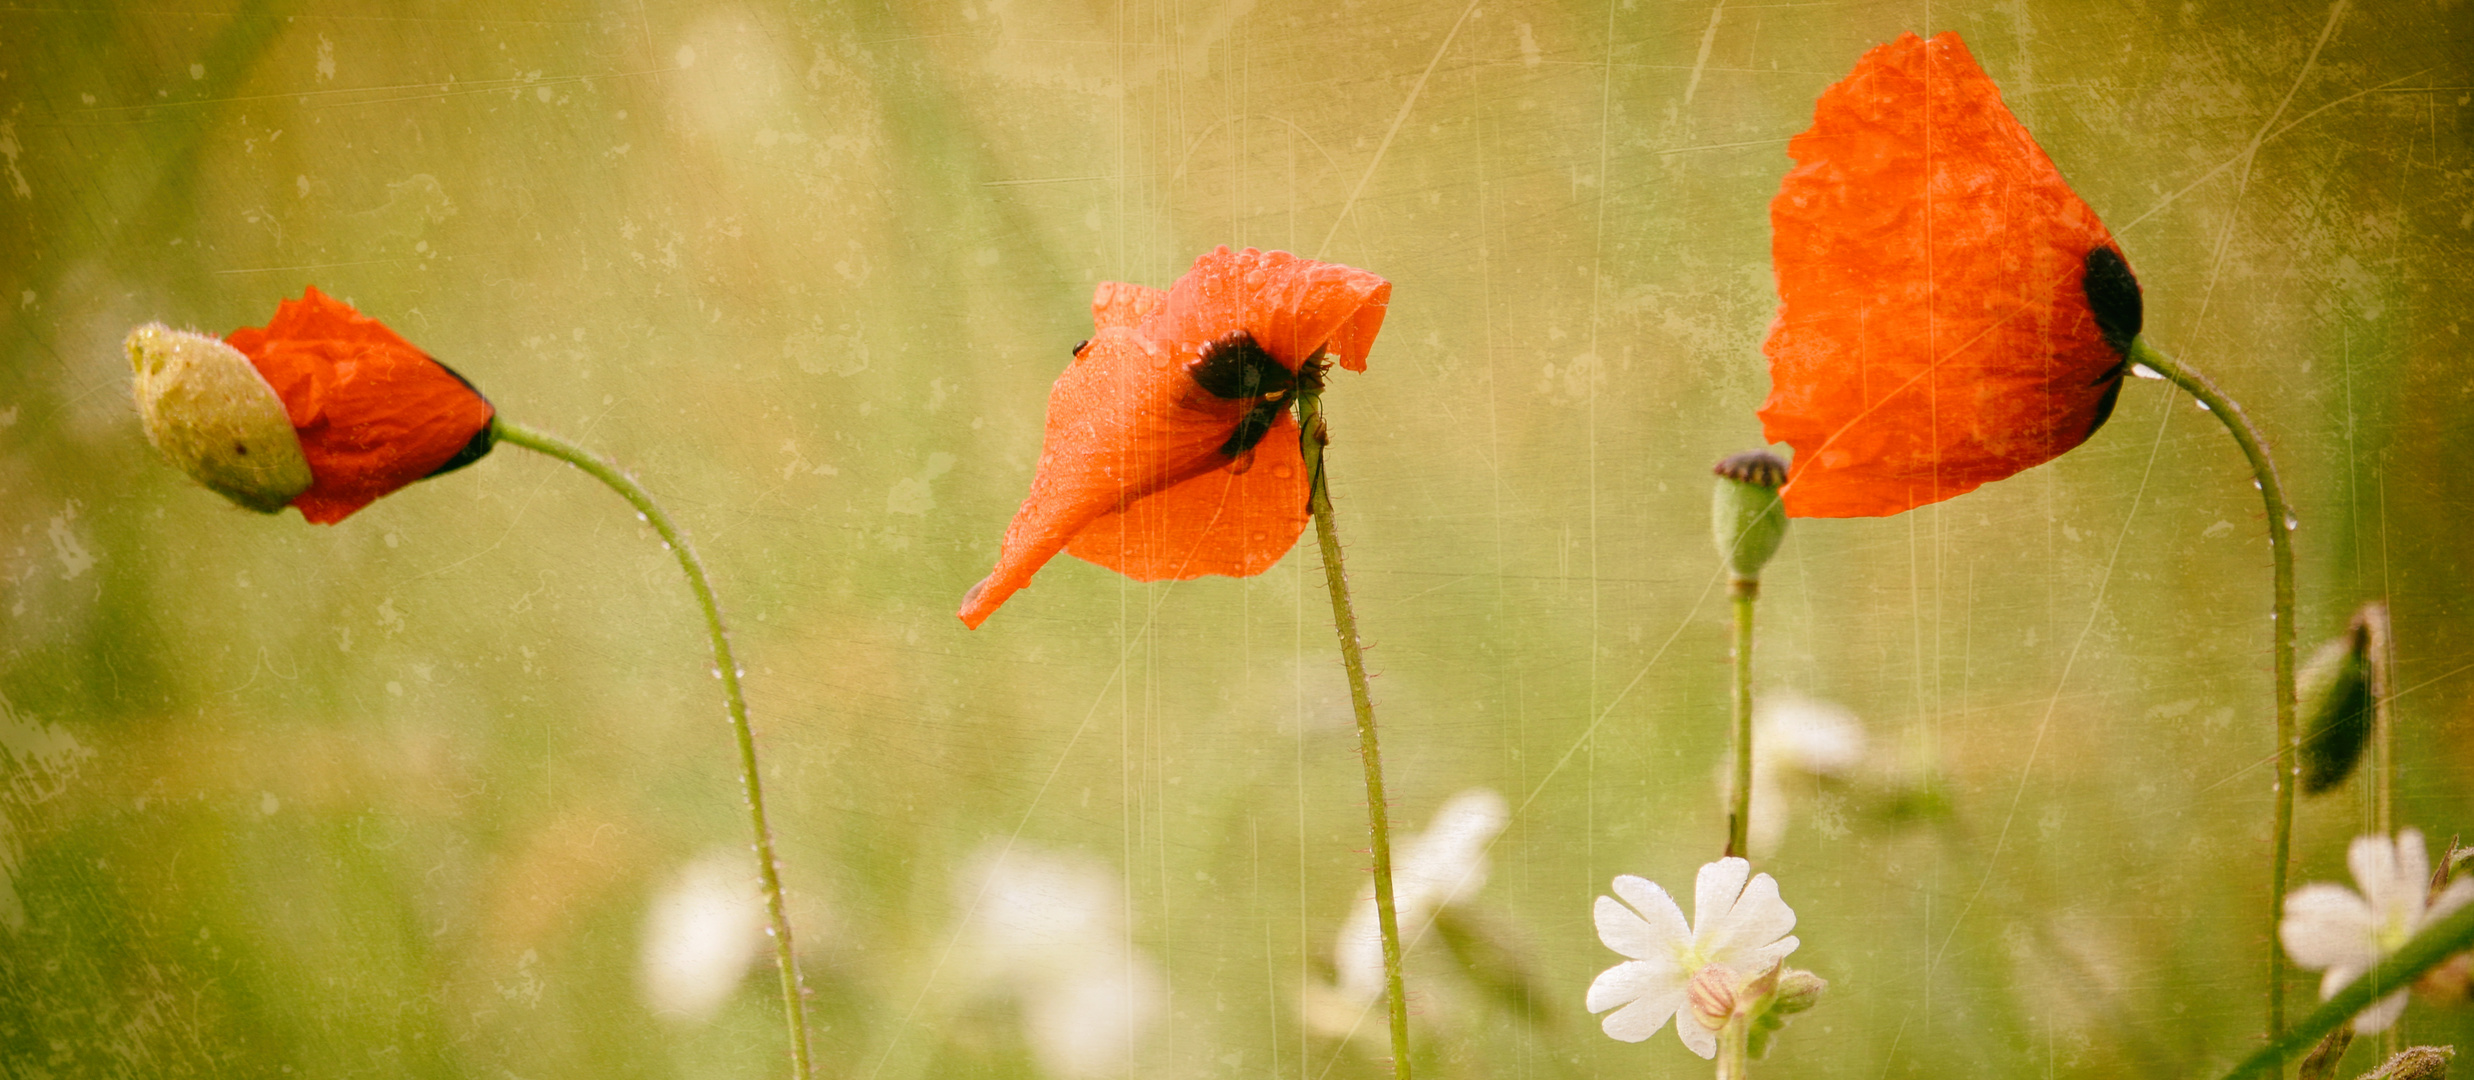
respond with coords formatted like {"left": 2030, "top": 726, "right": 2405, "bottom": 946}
{"left": 5, "top": 1, "right": 2474, "bottom": 1076}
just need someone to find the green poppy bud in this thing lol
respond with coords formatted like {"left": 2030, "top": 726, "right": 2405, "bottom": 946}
{"left": 1712, "top": 450, "right": 1790, "bottom": 595}
{"left": 2297, "top": 620, "right": 2375, "bottom": 795}
{"left": 127, "top": 323, "right": 314, "bottom": 513}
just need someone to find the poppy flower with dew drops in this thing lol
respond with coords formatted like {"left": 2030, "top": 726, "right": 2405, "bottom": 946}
{"left": 1757, "top": 31, "right": 2144, "bottom": 519}
{"left": 228, "top": 286, "right": 497, "bottom": 523}
{"left": 958, "top": 246, "right": 1390, "bottom": 628}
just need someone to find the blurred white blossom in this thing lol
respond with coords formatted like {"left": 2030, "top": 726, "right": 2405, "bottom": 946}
{"left": 2282, "top": 828, "right": 2474, "bottom": 1033}
{"left": 1718, "top": 694, "right": 1867, "bottom": 855}
{"left": 1588, "top": 857, "right": 1799, "bottom": 1058}
{"left": 956, "top": 843, "right": 1165, "bottom": 1078}
{"left": 638, "top": 851, "right": 770, "bottom": 1022}
{"left": 1331, "top": 788, "right": 1510, "bottom": 1002}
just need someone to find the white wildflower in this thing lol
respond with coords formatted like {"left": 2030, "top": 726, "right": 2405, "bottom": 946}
{"left": 1588, "top": 857, "right": 1799, "bottom": 1058}
{"left": 1332, "top": 788, "right": 1510, "bottom": 1001}
{"left": 955, "top": 843, "right": 1167, "bottom": 1078}
{"left": 1721, "top": 694, "right": 1866, "bottom": 856}
{"left": 638, "top": 852, "right": 770, "bottom": 1021}
{"left": 2281, "top": 828, "right": 2474, "bottom": 1033}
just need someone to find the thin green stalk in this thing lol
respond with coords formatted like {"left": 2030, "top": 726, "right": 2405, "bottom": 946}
{"left": 491, "top": 418, "right": 813, "bottom": 1080}
{"left": 1296, "top": 377, "right": 1412, "bottom": 1080}
{"left": 1728, "top": 585, "right": 1756, "bottom": 858}
{"left": 2362, "top": 602, "right": 2399, "bottom": 1062}
{"left": 2129, "top": 339, "right": 2299, "bottom": 1060}
{"left": 2218, "top": 896, "right": 2474, "bottom": 1079}
{"left": 1715, "top": 1013, "right": 1752, "bottom": 1080}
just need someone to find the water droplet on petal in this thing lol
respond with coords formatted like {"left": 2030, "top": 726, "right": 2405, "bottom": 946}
{"left": 1272, "top": 464, "right": 1294, "bottom": 479}
{"left": 1251, "top": 531, "right": 1267, "bottom": 542}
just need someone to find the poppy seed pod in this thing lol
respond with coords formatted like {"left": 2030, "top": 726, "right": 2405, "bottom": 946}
{"left": 127, "top": 323, "right": 316, "bottom": 513}
{"left": 1712, "top": 450, "right": 1790, "bottom": 590}
{"left": 2297, "top": 620, "right": 2375, "bottom": 795}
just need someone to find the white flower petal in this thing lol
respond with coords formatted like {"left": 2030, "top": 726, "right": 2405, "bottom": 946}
{"left": 1705, "top": 871, "right": 1797, "bottom": 966}
{"left": 2352, "top": 989, "right": 2410, "bottom": 1034}
{"left": 2397, "top": 830, "right": 2432, "bottom": 890}
{"left": 1692, "top": 858, "right": 1753, "bottom": 941}
{"left": 2349, "top": 832, "right": 2406, "bottom": 917}
{"left": 1675, "top": 1008, "right": 1719, "bottom": 1059}
{"left": 2320, "top": 962, "right": 2366, "bottom": 1003}
{"left": 2281, "top": 884, "right": 2377, "bottom": 972}
{"left": 1744, "top": 935, "right": 1801, "bottom": 973}
{"left": 1588, "top": 959, "right": 1683, "bottom": 1014}
{"left": 1601, "top": 877, "right": 1689, "bottom": 959}
{"left": 1597, "top": 982, "right": 1685, "bottom": 1043}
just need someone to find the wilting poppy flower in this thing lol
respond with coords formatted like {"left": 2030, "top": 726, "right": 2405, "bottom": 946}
{"left": 223, "top": 286, "right": 497, "bottom": 523}
{"left": 1757, "top": 31, "right": 2143, "bottom": 518}
{"left": 958, "top": 246, "right": 1390, "bottom": 628}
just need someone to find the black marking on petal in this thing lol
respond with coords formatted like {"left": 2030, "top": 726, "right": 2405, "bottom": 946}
{"left": 423, "top": 354, "right": 497, "bottom": 477}
{"left": 2081, "top": 246, "right": 2142, "bottom": 358}
{"left": 428, "top": 354, "right": 493, "bottom": 405}
{"left": 1220, "top": 400, "right": 1288, "bottom": 458}
{"left": 2084, "top": 362, "right": 2126, "bottom": 441}
{"left": 1188, "top": 330, "right": 1294, "bottom": 401}
{"left": 1072, "top": 339, "right": 1089, "bottom": 358}
{"left": 427, "top": 421, "right": 496, "bottom": 477}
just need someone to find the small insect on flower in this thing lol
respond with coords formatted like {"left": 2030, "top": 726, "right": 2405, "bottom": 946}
{"left": 1757, "top": 31, "right": 2141, "bottom": 519}
{"left": 129, "top": 286, "right": 496, "bottom": 524}
{"left": 2281, "top": 828, "right": 2474, "bottom": 1033}
{"left": 958, "top": 246, "right": 1389, "bottom": 628}
{"left": 1588, "top": 857, "right": 1799, "bottom": 1058}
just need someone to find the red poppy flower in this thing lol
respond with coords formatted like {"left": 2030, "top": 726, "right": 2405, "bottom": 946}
{"left": 958, "top": 246, "right": 1391, "bottom": 628}
{"left": 1757, "top": 31, "right": 2143, "bottom": 519}
{"left": 226, "top": 287, "right": 497, "bottom": 524}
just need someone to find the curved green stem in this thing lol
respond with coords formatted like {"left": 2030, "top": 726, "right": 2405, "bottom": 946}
{"left": 491, "top": 418, "right": 813, "bottom": 1080}
{"left": 1296, "top": 378, "right": 1412, "bottom": 1080}
{"left": 2129, "top": 339, "right": 2299, "bottom": 1060}
{"left": 2218, "top": 897, "right": 2474, "bottom": 1079}
{"left": 1728, "top": 584, "right": 1756, "bottom": 858}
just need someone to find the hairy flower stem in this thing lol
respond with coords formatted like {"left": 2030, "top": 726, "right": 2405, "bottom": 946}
{"left": 1727, "top": 585, "right": 1757, "bottom": 858}
{"left": 2219, "top": 897, "right": 2474, "bottom": 1079}
{"left": 491, "top": 419, "right": 813, "bottom": 1080}
{"left": 2129, "top": 339, "right": 2298, "bottom": 1058}
{"left": 1296, "top": 376, "right": 1412, "bottom": 1080}
{"left": 1715, "top": 1015, "right": 1752, "bottom": 1080}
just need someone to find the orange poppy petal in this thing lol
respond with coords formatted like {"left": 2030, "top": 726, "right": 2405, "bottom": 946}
{"left": 959, "top": 250, "right": 1390, "bottom": 628}
{"left": 1091, "top": 280, "right": 1166, "bottom": 334}
{"left": 958, "top": 326, "right": 1241, "bottom": 627}
{"left": 228, "top": 287, "right": 495, "bottom": 524}
{"left": 1757, "top": 32, "right": 2131, "bottom": 519}
{"left": 1065, "top": 411, "right": 1311, "bottom": 581}
{"left": 1150, "top": 246, "right": 1392, "bottom": 372}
